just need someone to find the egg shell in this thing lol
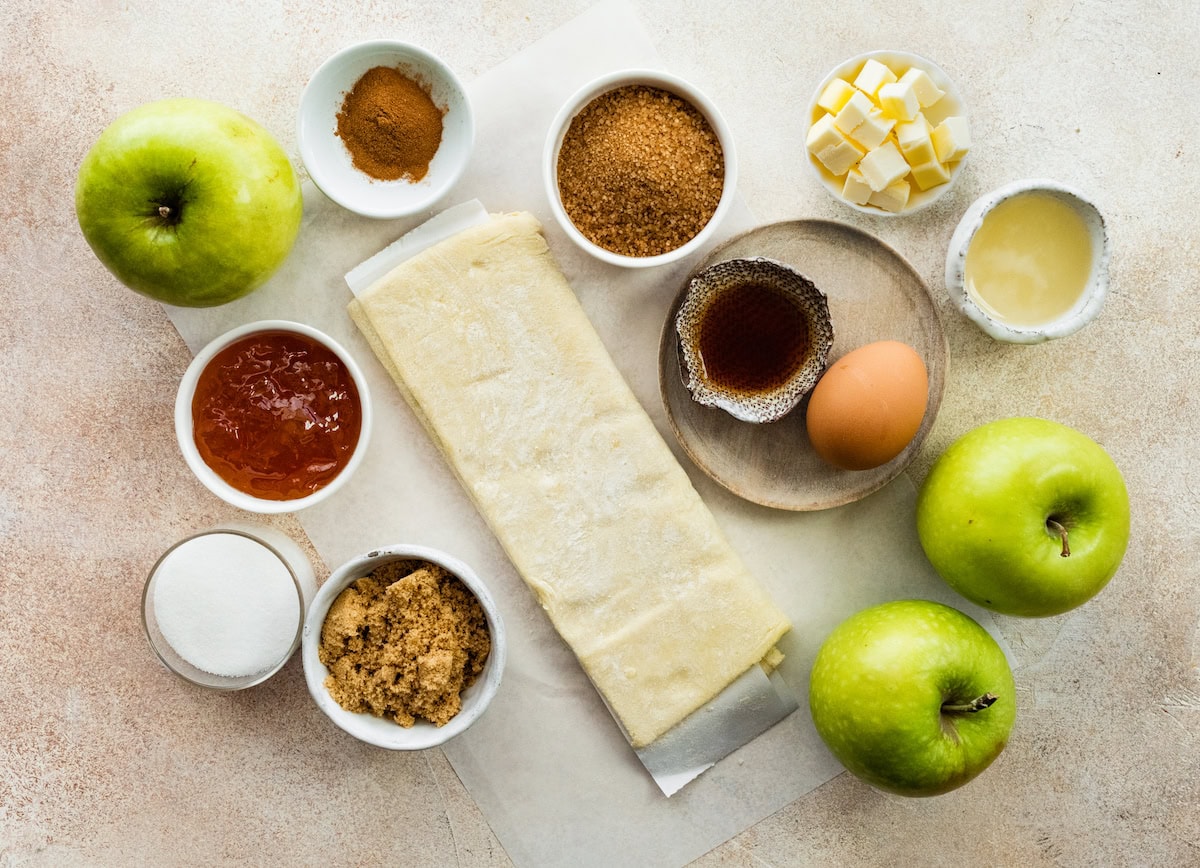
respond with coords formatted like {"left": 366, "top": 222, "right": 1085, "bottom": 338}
{"left": 805, "top": 340, "right": 929, "bottom": 471}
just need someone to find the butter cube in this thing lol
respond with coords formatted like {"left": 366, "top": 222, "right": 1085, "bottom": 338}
{"left": 895, "top": 114, "right": 936, "bottom": 165}
{"left": 878, "top": 80, "right": 920, "bottom": 121}
{"left": 868, "top": 179, "right": 911, "bottom": 213}
{"left": 842, "top": 169, "right": 873, "bottom": 205}
{"left": 806, "top": 113, "right": 845, "bottom": 154}
{"left": 817, "top": 139, "right": 866, "bottom": 176}
{"left": 931, "top": 116, "right": 971, "bottom": 163}
{"left": 817, "top": 78, "right": 857, "bottom": 114}
{"left": 848, "top": 109, "right": 896, "bottom": 150}
{"left": 910, "top": 158, "right": 951, "bottom": 191}
{"left": 853, "top": 58, "right": 897, "bottom": 98}
{"left": 859, "top": 141, "right": 911, "bottom": 192}
{"left": 833, "top": 90, "right": 875, "bottom": 135}
{"left": 898, "top": 67, "right": 945, "bottom": 108}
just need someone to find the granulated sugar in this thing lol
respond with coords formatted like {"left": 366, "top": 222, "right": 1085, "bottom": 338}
{"left": 152, "top": 532, "right": 300, "bottom": 677}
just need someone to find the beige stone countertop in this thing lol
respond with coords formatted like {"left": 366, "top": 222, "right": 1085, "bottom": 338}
{"left": 3, "top": 1, "right": 1197, "bottom": 865}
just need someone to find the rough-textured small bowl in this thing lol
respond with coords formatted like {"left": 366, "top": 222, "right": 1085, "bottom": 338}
{"left": 676, "top": 257, "right": 834, "bottom": 423}
{"left": 298, "top": 40, "right": 474, "bottom": 219}
{"left": 805, "top": 50, "right": 969, "bottom": 216}
{"left": 945, "top": 179, "right": 1110, "bottom": 343}
{"left": 301, "top": 545, "right": 506, "bottom": 750}
{"left": 543, "top": 68, "right": 738, "bottom": 268}
{"left": 142, "top": 524, "right": 315, "bottom": 690}
{"left": 175, "top": 320, "right": 372, "bottom": 514}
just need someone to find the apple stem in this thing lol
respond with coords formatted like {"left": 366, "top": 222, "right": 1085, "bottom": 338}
{"left": 1046, "top": 518, "right": 1072, "bottom": 558}
{"left": 158, "top": 205, "right": 173, "bottom": 221}
{"left": 941, "top": 693, "right": 998, "bottom": 714}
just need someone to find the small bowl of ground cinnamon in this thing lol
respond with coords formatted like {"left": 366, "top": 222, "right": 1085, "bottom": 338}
{"left": 544, "top": 69, "right": 738, "bottom": 267}
{"left": 298, "top": 40, "right": 474, "bottom": 219}
{"left": 301, "top": 544, "right": 505, "bottom": 750}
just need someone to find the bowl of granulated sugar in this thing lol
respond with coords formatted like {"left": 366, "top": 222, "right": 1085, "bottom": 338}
{"left": 142, "top": 524, "right": 315, "bottom": 690}
{"left": 544, "top": 68, "right": 738, "bottom": 268}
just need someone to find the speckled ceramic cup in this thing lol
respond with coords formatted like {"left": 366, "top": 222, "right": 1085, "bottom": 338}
{"left": 945, "top": 179, "right": 1110, "bottom": 343}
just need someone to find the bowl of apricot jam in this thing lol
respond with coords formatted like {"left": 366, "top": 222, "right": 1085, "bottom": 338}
{"left": 175, "top": 321, "right": 372, "bottom": 513}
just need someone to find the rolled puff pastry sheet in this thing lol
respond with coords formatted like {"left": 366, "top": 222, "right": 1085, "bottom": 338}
{"left": 348, "top": 212, "right": 790, "bottom": 748}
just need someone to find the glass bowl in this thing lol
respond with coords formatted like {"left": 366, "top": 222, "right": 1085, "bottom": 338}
{"left": 142, "top": 524, "right": 315, "bottom": 690}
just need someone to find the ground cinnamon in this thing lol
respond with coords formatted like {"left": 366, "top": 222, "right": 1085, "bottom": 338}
{"left": 336, "top": 66, "right": 444, "bottom": 182}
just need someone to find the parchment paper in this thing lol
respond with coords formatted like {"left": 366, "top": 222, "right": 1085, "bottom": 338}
{"left": 164, "top": 2, "right": 1013, "bottom": 865}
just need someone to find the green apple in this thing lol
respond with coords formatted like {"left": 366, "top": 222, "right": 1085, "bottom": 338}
{"left": 917, "top": 417, "right": 1130, "bottom": 617}
{"left": 809, "top": 599, "right": 1016, "bottom": 796}
{"left": 75, "top": 98, "right": 303, "bottom": 307}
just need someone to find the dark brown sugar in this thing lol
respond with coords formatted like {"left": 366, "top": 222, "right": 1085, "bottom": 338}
{"left": 556, "top": 85, "right": 725, "bottom": 257}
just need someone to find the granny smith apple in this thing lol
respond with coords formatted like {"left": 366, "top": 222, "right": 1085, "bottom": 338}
{"left": 809, "top": 599, "right": 1016, "bottom": 797}
{"left": 75, "top": 98, "right": 303, "bottom": 307}
{"left": 917, "top": 417, "right": 1130, "bottom": 617}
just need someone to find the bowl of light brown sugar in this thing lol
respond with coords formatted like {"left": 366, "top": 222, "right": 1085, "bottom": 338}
{"left": 298, "top": 40, "right": 474, "bottom": 219}
{"left": 301, "top": 544, "right": 505, "bottom": 750}
{"left": 544, "top": 68, "right": 738, "bottom": 268}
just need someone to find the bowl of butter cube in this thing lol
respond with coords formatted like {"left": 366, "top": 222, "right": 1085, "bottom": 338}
{"left": 804, "top": 50, "right": 970, "bottom": 215}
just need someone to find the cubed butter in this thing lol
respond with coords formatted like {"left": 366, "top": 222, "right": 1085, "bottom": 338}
{"left": 848, "top": 109, "right": 896, "bottom": 150}
{"left": 852, "top": 58, "right": 897, "bottom": 98}
{"left": 895, "top": 114, "right": 936, "bottom": 165}
{"left": 859, "top": 140, "right": 910, "bottom": 192}
{"left": 931, "top": 116, "right": 971, "bottom": 163}
{"left": 910, "top": 158, "right": 951, "bottom": 191}
{"left": 833, "top": 90, "right": 875, "bottom": 135}
{"left": 817, "top": 77, "right": 857, "bottom": 114}
{"left": 895, "top": 112, "right": 930, "bottom": 143}
{"left": 867, "top": 179, "right": 911, "bottom": 213}
{"left": 898, "top": 67, "right": 945, "bottom": 108}
{"left": 842, "top": 169, "right": 873, "bottom": 205}
{"left": 817, "top": 139, "right": 866, "bottom": 176}
{"left": 806, "top": 113, "right": 846, "bottom": 154}
{"left": 878, "top": 80, "right": 920, "bottom": 121}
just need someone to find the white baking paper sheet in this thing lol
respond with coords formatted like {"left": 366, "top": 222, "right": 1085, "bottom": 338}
{"left": 163, "top": 2, "right": 1013, "bottom": 865}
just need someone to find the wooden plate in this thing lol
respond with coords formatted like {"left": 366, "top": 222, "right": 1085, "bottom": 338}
{"left": 658, "top": 219, "right": 947, "bottom": 511}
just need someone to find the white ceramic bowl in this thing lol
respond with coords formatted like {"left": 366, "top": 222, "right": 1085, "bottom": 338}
{"left": 142, "top": 523, "right": 314, "bottom": 690}
{"left": 804, "top": 50, "right": 969, "bottom": 216}
{"left": 945, "top": 178, "right": 1111, "bottom": 343}
{"left": 301, "top": 545, "right": 506, "bottom": 750}
{"left": 298, "top": 40, "right": 474, "bottom": 219}
{"left": 175, "top": 320, "right": 372, "bottom": 514}
{"left": 543, "top": 68, "right": 738, "bottom": 268}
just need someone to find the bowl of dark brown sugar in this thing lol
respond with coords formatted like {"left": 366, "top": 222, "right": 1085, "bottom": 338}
{"left": 301, "top": 544, "right": 506, "bottom": 750}
{"left": 544, "top": 69, "right": 738, "bottom": 268}
{"left": 298, "top": 40, "right": 474, "bottom": 219}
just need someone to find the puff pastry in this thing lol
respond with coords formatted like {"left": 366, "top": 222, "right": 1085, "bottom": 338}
{"left": 349, "top": 212, "right": 790, "bottom": 747}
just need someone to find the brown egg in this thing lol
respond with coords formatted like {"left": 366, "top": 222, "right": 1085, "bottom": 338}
{"left": 805, "top": 340, "right": 929, "bottom": 471}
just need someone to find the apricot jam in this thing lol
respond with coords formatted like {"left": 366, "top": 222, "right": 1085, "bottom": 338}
{"left": 192, "top": 330, "right": 362, "bottom": 501}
